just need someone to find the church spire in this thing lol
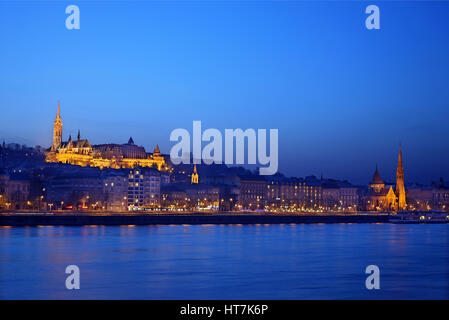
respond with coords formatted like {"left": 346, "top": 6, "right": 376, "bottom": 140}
{"left": 191, "top": 164, "right": 199, "bottom": 184}
{"left": 56, "top": 101, "right": 61, "bottom": 119}
{"left": 395, "top": 145, "right": 406, "bottom": 211}
{"left": 51, "top": 101, "right": 62, "bottom": 151}
{"left": 371, "top": 164, "right": 383, "bottom": 185}
{"left": 369, "top": 163, "right": 384, "bottom": 193}
{"left": 77, "top": 129, "right": 81, "bottom": 141}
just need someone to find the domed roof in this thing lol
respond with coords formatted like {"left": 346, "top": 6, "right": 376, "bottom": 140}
{"left": 370, "top": 165, "right": 384, "bottom": 185}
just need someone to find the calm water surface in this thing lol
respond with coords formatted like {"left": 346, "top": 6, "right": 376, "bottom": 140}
{"left": 1, "top": 224, "right": 448, "bottom": 299}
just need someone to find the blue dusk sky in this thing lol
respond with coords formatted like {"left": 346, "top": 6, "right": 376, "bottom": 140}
{"left": 0, "top": 1, "right": 448, "bottom": 184}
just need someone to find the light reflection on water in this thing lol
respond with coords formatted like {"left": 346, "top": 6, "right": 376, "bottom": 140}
{"left": 0, "top": 224, "right": 448, "bottom": 299}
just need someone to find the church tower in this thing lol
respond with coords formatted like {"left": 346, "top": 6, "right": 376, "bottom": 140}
{"left": 395, "top": 145, "right": 407, "bottom": 211}
{"left": 369, "top": 164, "right": 385, "bottom": 193}
{"left": 191, "top": 164, "right": 199, "bottom": 184}
{"left": 51, "top": 101, "right": 62, "bottom": 151}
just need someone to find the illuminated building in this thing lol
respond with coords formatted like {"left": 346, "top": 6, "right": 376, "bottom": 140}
{"left": 127, "top": 168, "right": 161, "bottom": 209}
{"left": 266, "top": 178, "right": 302, "bottom": 209}
{"left": 396, "top": 146, "right": 407, "bottom": 210}
{"left": 45, "top": 167, "right": 105, "bottom": 210}
{"left": 239, "top": 175, "right": 267, "bottom": 210}
{"left": 266, "top": 176, "right": 324, "bottom": 211}
{"left": 191, "top": 164, "right": 199, "bottom": 184}
{"left": 51, "top": 101, "right": 62, "bottom": 151}
{"left": 161, "top": 185, "right": 188, "bottom": 209}
{"left": 0, "top": 168, "right": 9, "bottom": 209}
{"left": 363, "top": 147, "right": 407, "bottom": 211}
{"left": 186, "top": 184, "right": 220, "bottom": 210}
{"left": 103, "top": 171, "right": 128, "bottom": 212}
{"left": 0, "top": 169, "right": 32, "bottom": 210}
{"left": 321, "top": 180, "right": 358, "bottom": 211}
{"left": 364, "top": 166, "right": 397, "bottom": 211}
{"left": 432, "top": 178, "right": 449, "bottom": 210}
{"left": 45, "top": 103, "right": 169, "bottom": 171}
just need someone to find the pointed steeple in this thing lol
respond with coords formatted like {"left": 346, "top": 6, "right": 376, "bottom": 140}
{"left": 77, "top": 130, "right": 81, "bottom": 141}
{"left": 371, "top": 164, "right": 384, "bottom": 185}
{"left": 395, "top": 145, "right": 406, "bottom": 210}
{"left": 67, "top": 134, "right": 73, "bottom": 149}
{"left": 128, "top": 137, "right": 134, "bottom": 145}
{"left": 56, "top": 100, "right": 61, "bottom": 119}
{"left": 397, "top": 146, "right": 403, "bottom": 175}
{"left": 52, "top": 101, "right": 63, "bottom": 151}
{"left": 154, "top": 144, "right": 160, "bottom": 154}
{"left": 191, "top": 164, "right": 199, "bottom": 184}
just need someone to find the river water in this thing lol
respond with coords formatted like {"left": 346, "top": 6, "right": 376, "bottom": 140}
{"left": 0, "top": 223, "right": 448, "bottom": 299}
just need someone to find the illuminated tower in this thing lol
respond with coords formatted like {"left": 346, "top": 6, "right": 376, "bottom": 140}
{"left": 369, "top": 164, "right": 385, "bottom": 193}
{"left": 191, "top": 164, "right": 199, "bottom": 184}
{"left": 51, "top": 101, "right": 62, "bottom": 151}
{"left": 395, "top": 145, "right": 406, "bottom": 211}
{"left": 153, "top": 144, "right": 161, "bottom": 155}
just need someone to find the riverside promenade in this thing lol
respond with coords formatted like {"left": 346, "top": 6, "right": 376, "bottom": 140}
{"left": 0, "top": 212, "right": 390, "bottom": 226}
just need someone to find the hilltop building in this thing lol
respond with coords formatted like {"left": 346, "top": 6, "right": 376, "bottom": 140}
{"left": 45, "top": 103, "right": 169, "bottom": 171}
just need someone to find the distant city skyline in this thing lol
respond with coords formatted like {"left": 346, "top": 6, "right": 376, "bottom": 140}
{"left": 1, "top": 1, "right": 448, "bottom": 184}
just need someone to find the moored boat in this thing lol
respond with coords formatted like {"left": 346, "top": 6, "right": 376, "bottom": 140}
{"left": 389, "top": 211, "right": 449, "bottom": 223}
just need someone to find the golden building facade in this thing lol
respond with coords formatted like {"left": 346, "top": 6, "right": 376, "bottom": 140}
{"left": 191, "top": 164, "right": 199, "bottom": 184}
{"left": 364, "top": 166, "right": 397, "bottom": 211}
{"left": 45, "top": 103, "right": 169, "bottom": 171}
{"left": 364, "top": 147, "right": 407, "bottom": 211}
{"left": 395, "top": 146, "right": 407, "bottom": 210}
